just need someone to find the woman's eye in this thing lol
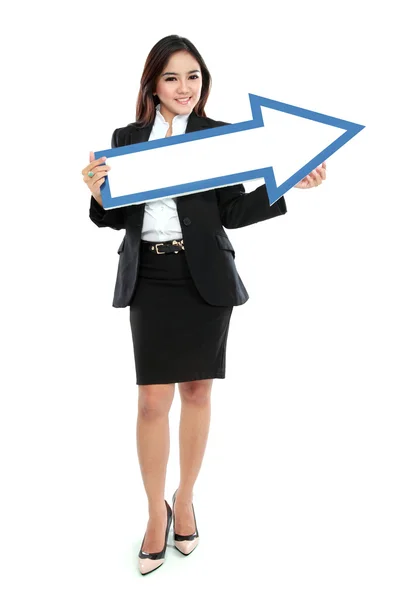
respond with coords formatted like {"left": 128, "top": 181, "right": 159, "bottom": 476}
{"left": 165, "top": 75, "right": 199, "bottom": 81}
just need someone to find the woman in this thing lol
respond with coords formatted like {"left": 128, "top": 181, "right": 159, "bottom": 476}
{"left": 82, "top": 34, "right": 326, "bottom": 576}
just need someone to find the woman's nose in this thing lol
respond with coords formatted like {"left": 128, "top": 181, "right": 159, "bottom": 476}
{"left": 177, "top": 84, "right": 189, "bottom": 93}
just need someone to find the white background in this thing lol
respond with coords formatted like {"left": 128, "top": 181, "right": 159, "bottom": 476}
{"left": 1, "top": 0, "right": 399, "bottom": 597}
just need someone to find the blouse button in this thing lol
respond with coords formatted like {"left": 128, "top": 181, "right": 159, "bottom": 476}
{"left": 183, "top": 217, "right": 191, "bottom": 226}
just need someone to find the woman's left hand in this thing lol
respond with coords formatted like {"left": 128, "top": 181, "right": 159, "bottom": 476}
{"left": 294, "top": 161, "right": 327, "bottom": 189}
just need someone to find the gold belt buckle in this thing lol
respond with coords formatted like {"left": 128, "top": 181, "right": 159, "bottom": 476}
{"left": 154, "top": 243, "right": 166, "bottom": 254}
{"left": 172, "top": 240, "right": 184, "bottom": 253}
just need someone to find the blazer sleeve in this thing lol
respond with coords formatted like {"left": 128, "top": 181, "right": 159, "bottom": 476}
{"left": 216, "top": 182, "right": 287, "bottom": 229}
{"left": 88, "top": 128, "right": 126, "bottom": 230}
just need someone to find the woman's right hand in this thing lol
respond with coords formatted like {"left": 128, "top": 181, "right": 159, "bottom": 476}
{"left": 82, "top": 151, "right": 111, "bottom": 207}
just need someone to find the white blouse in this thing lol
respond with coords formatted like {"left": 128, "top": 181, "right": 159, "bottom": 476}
{"left": 141, "top": 103, "right": 192, "bottom": 242}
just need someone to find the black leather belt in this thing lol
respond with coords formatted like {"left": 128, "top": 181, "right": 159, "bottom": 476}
{"left": 141, "top": 239, "right": 185, "bottom": 254}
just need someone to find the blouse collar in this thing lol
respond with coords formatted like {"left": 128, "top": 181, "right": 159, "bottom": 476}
{"left": 155, "top": 102, "right": 192, "bottom": 127}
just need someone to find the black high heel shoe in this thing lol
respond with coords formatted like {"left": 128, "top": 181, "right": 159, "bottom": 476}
{"left": 172, "top": 489, "right": 200, "bottom": 555}
{"left": 138, "top": 500, "right": 172, "bottom": 575}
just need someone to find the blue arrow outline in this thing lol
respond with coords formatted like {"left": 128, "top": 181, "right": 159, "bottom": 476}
{"left": 94, "top": 93, "right": 365, "bottom": 209}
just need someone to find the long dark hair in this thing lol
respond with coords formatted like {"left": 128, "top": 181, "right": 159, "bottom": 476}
{"left": 135, "top": 35, "right": 212, "bottom": 128}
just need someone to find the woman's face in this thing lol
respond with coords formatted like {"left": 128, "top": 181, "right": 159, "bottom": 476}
{"left": 154, "top": 50, "right": 202, "bottom": 124}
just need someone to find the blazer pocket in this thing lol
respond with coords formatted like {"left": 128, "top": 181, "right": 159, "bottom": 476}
{"left": 117, "top": 237, "right": 125, "bottom": 254}
{"left": 215, "top": 233, "right": 235, "bottom": 258}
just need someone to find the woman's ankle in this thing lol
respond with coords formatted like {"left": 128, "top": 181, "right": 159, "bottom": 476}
{"left": 175, "top": 486, "right": 194, "bottom": 504}
{"left": 147, "top": 497, "right": 167, "bottom": 517}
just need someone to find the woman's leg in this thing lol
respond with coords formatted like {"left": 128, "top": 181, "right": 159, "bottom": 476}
{"left": 175, "top": 379, "right": 213, "bottom": 534}
{"left": 137, "top": 383, "right": 175, "bottom": 553}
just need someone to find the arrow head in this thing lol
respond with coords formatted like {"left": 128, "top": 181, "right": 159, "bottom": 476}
{"left": 248, "top": 94, "right": 365, "bottom": 204}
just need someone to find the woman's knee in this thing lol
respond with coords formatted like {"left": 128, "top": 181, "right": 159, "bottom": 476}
{"left": 179, "top": 379, "right": 213, "bottom": 405}
{"left": 138, "top": 383, "right": 175, "bottom": 419}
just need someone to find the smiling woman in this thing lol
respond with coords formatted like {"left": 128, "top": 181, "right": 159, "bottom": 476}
{"left": 84, "top": 33, "right": 289, "bottom": 577}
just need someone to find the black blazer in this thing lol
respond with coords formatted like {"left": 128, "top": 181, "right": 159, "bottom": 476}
{"left": 89, "top": 110, "right": 288, "bottom": 308}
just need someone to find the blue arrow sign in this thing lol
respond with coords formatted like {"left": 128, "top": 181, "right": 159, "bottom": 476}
{"left": 94, "top": 93, "right": 365, "bottom": 210}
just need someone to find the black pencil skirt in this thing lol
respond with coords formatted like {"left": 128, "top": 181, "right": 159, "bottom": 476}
{"left": 129, "top": 239, "right": 233, "bottom": 385}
